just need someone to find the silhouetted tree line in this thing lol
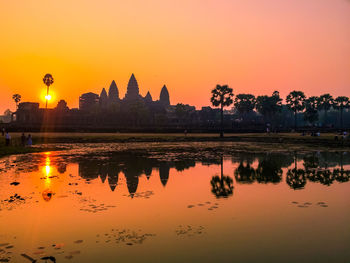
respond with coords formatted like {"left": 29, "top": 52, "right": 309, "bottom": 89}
{"left": 210, "top": 85, "right": 350, "bottom": 135}
{"left": 12, "top": 86, "right": 350, "bottom": 132}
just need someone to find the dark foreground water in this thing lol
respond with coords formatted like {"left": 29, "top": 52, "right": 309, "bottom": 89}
{"left": 0, "top": 146, "right": 349, "bottom": 263}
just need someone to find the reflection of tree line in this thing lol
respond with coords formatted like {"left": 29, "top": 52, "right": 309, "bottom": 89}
{"left": 233, "top": 152, "right": 350, "bottom": 190}
{"left": 74, "top": 152, "right": 350, "bottom": 198}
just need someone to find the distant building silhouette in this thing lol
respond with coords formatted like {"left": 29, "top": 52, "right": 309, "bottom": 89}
{"left": 124, "top": 73, "right": 140, "bottom": 101}
{"left": 159, "top": 85, "right": 170, "bottom": 106}
{"left": 79, "top": 92, "right": 99, "bottom": 111}
{"left": 108, "top": 80, "right": 119, "bottom": 104}
{"left": 99, "top": 88, "right": 108, "bottom": 108}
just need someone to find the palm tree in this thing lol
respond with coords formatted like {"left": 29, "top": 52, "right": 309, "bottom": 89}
{"left": 303, "top": 96, "right": 319, "bottom": 126}
{"left": 43, "top": 73, "right": 54, "bottom": 109}
{"left": 333, "top": 96, "right": 350, "bottom": 130}
{"left": 233, "top": 94, "right": 256, "bottom": 121}
{"left": 286, "top": 91, "right": 306, "bottom": 130}
{"left": 210, "top": 84, "right": 234, "bottom": 138}
{"left": 12, "top": 94, "right": 21, "bottom": 109}
{"left": 317, "top": 94, "right": 333, "bottom": 126}
{"left": 256, "top": 91, "right": 282, "bottom": 128}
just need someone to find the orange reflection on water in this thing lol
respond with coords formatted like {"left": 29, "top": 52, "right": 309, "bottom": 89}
{"left": 42, "top": 153, "right": 52, "bottom": 187}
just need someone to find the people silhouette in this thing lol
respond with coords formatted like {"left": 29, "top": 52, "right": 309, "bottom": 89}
{"left": 21, "top": 133, "right": 26, "bottom": 146}
{"left": 27, "top": 134, "right": 32, "bottom": 146}
{"left": 5, "top": 131, "right": 11, "bottom": 146}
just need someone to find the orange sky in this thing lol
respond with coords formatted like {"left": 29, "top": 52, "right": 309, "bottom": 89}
{"left": 0, "top": 0, "right": 349, "bottom": 113}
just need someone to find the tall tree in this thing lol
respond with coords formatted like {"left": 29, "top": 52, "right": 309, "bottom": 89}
{"left": 333, "top": 96, "right": 350, "bottom": 130}
{"left": 304, "top": 96, "right": 319, "bottom": 126}
{"left": 210, "top": 85, "right": 234, "bottom": 138}
{"left": 286, "top": 91, "right": 306, "bottom": 130}
{"left": 234, "top": 94, "right": 256, "bottom": 119}
{"left": 256, "top": 91, "right": 282, "bottom": 127}
{"left": 317, "top": 94, "right": 333, "bottom": 126}
{"left": 12, "top": 94, "right": 21, "bottom": 110}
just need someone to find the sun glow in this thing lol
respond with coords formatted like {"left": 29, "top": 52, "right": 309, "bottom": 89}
{"left": 40, "top": 90, "right": 56, "bottom": 107}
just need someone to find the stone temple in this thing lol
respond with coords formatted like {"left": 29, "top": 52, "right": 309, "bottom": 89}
{"left": 79, "top": 73, "right": 171, "bottom": 110}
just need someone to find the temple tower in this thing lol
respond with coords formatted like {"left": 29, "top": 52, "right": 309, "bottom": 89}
{"left": 144, "top": 91, "right": 153, "bottom": 103}
{"left": 159, "top": 85, "right": 170, "bottom": 106}
{"left": 108, "top": 80, "right": 119, "bottom": 103}
{"left": 124, "top": 73, "right": 140, "bottom": 100}
{"left": 99, "top": 88, "right": 108, "bottom": 107}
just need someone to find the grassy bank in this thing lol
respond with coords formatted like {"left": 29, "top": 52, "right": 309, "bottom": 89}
{"left": 2, "top": 132, "right": 350, "bottom": 146}
{"left": 0, "top": 132, "right": 349, "bottom": 158}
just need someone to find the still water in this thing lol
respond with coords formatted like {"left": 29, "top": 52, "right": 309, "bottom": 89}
{"left": 0, "top": 146, "right": 349, "bottom": 263}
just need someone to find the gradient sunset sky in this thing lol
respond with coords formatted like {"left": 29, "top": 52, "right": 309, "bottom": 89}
{"left": 0, "top": 0, "right": 349, "bottom": 113}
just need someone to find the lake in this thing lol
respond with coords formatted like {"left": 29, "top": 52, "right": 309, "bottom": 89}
{"left": 0, "top": 144, "right": 349, "bottom": 262}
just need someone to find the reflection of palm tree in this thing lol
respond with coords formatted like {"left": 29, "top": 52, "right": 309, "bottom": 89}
{"left": 286, "top": 169, "right": 306, "bottom": 190}
{"left": 303, "top": 153, "right": 319, "bottom": 171}
{"left": 318, "top": 169, "right": 335, "bottom": 186}
{"left": 334, "top": 152, "right": 350, "bottom": 183}
{"left": 334, "top": 169, "right": 350, "bottom": 182}
{"left": 210, "top": 157, "right": 234, "bottom": 198}
{"left": 255, "top": 156, "right": 282, "bottom": 184}
{"left": 286, "top": 153, "right": 307, "bottom": 190}
{"left": 234, "top": 162, "right": 255, "bottom": 184}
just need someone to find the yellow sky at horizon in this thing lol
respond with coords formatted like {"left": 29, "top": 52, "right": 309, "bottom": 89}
{"left": 0, "top": 0, "right": 349, "bottom": 113}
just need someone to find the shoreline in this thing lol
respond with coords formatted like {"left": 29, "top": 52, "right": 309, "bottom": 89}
{"left": 1, "top": 132, "right": 349, "bottom": 158}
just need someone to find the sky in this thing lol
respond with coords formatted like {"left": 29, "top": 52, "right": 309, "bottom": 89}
{"left": 0, "top": 0, "right": 349, "bottom": 113}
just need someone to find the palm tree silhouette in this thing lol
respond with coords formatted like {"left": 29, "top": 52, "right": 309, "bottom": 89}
{"left": 210, "top": 85, "right": 234, "bottom": 138}
{"left": 286, "top": 91, "right": 306, "bottom": 130}
{"left": 43, "top": 73, "right": 54, "bottom": 109}
{"left": 12, "top": 94, "right": 21, "bottom": 109}
{"left": 333, "top": 96, "right": 350, "bottom": 130}
{"left": 210, "top": 156, "right": 234, "bottom": 198}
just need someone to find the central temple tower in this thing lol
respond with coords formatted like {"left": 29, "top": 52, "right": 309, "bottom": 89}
{"left": 124, "top": 73, "right": 140, "bottom": 100}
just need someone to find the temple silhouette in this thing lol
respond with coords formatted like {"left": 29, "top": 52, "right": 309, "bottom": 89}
{"left": 79, "top": 74, "right": 170, "bottom": 112}
{"left": 12, "top": 73, "right": 185, "bottom": 130}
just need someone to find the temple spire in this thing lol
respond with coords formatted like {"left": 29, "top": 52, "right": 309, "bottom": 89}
{"left": 145, "top": 91, "right": 152, "bottom": 102}
{"left": 125, "top": 73, "right": 140, "bottom": 100}
{"left": 99, "top": 88, "right": 108, "bottom": 107}
{"left": 108, "top": 80, "right": 119, "bottom": 103}
{"left": 159, "top": 85, "right": 170, "bottom": 106}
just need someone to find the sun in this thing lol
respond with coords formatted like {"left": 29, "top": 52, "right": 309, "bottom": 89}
{"left": 45, "top": 94, "right": 52, "bottom": 101}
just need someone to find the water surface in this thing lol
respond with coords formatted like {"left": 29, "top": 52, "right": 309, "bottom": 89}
{"left": 0, "top": 146, "right": 349, "bottom": 262}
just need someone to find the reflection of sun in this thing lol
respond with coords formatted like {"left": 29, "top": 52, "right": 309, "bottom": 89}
{"left": 42, "top": 153, "right": 52, "bottom": 187}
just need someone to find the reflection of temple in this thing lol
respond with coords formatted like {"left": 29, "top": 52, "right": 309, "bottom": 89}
{"left": 75, "top": 152, "right": 350, "bottom": 196}
{"left": 77, "top": 154, "right": 195, "bottom": 196}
